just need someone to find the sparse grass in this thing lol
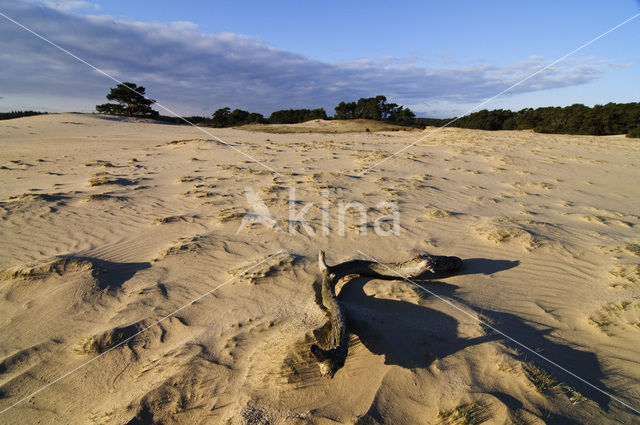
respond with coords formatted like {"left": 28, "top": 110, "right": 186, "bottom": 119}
{"left": 589, "top": 312, "right": 612, "bottom": 333}
{"left": 159, "top": 236, "right": 201, "bottom": 258}
{"left": 85, "top": 160, "right": 113, "bottom": 167}
{"left": 217, "top": 207, "right": 245, "bottom": 223}
{"left": 219, "top": 164, "right": 245, "bottom": 174}
{"left": 182, "top": 189, "right": 214, "bottom": 198}
{"left": 88, "top": 174, "right": 112, "bottom": 186}
{"left": 7, "top": 193, "right": 69, "bottom": 202}
{"left": 497, "top": 359, "right": 519, "bottom": 374}
{"left": 305, "top": 173, "right": 333, "bottom": 191}
{"left": 193, "top": 183, "right": 215, "bottom": 189}
{"left": 608, "top": 263, "right": 640, "bottom": 284}
{"left": 167, "top": 138, "right": 202, "bottom": 145}
{"left": 162, "top": 243, "right": 193, "bottom": 257}
{"left": 522, "top": 362, "right": 586, "bottom": 404}
{"left": 194, "top": 191, "right": 213, "bottom": 198}
{"left": 154, "top": 216, "right": 182, "bottom": 224}
{"left": 379, "top": 187, "right": 398, "bottom": 195}
{"left": 509, "top": 409, "right": 529, "bottom": 425}
{"left": 75, "top": 325, "right": 139, "bottom": 355}
{"left": 624, "top": 243, "right": 640, "bottom": 256}
{"left": 0, "top": 257, "right": 100, "bottom": 280}
{"left": 84, "top": 193, "right": 124, "bottom": 202}
{"left": 356, "top": 149, "right": 391, "bottom": 163}
{"left": 427, "top": 208, "right": 453, "bottom": 218}
{"left": 248, "top": 169, "right": 272, "bottom": 176}
{"left": 437, "top": 402, "right": 490, "bottom": 425}
{"left": 589, "top": 299, "right": 640, "bottom": 334}
{"left": 177, "top": 175, "right": 198, "bottom": 183}
{"left": 260, "top": 185, "right": 284, "bottom": 195}
{"left": 88, "top": 173, "right": 135, "bottom": 187}
{"left": 523, "top": 362, "right": 562, "bottom": 395}
{"left": 485, "top": 229, "right": 518, "bottom": 243}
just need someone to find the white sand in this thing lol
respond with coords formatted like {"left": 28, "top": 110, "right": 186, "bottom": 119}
{"left": 0, "top": 113, "right": 639, "bottom": 424}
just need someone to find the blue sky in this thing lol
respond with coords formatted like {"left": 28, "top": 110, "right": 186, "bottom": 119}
{"left": 1, "top": 0, "right": 639, "bottom": 117}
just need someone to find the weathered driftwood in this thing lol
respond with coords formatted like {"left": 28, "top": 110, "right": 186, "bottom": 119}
{"left": 310, "top": 251, "right": 463, "bottom": 379}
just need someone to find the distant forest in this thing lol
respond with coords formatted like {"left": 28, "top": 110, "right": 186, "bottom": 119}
{"left": 3, "top": 98, "right": 639, "bottom": 138}
{"left": 0, "top": 110, "right": 47, "bottom": 120}
{"left": 417, "top": 103, "right": 640, "bottom": 137}
{"left": 188, "top": 98, "right": 640, "bottom": 138}
{"left": 200, "top": 95, "right": 415, "bottom": 128}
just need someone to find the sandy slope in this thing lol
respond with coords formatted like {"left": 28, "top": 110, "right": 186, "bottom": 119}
{"left": 0, "top": 113, "right": 639, "bottom": 424}
{"left": 239, "top": 119, "right": 415, "bottom": 133}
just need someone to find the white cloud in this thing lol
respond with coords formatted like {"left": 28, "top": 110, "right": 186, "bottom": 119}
{"left": 38, "top": 0, "right": 99, "bottom": 11}
{"left": 0, "top": 1, "right": 609, "bottom": 116}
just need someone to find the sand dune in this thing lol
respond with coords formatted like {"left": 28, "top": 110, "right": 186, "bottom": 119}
{"left": 1, "top": 113, "right": 639, "bottom": 424}
{"left": 239, "top": 119, "right": 415, "bottom": 134}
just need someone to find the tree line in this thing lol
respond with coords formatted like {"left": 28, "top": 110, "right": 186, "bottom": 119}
{"left": 418, "top": 103, "right": 640, "bottom": 137}
{"left": 205, "top": 100, "right": 640, "bottom": 138}
{"left": 6, "top": 83, "right": 635, "bottom": 138}
{"left": 90, "top": 83, "right": 640, "bottom": 137}
{"left": 205, "top": 95, "right": 416, "bottom": 127}
{"left": 0, "top": 110, "right": 47, "bottom": 120}
{"left": 206, "top": 106, "right": 327, "bottom": 127}
{"left": 92, "top": 84, "right": 419, "bottom": 128}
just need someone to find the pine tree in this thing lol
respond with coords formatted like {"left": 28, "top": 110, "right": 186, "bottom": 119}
{"left": 96, "top": 82, "right": 158, "bottom": 118}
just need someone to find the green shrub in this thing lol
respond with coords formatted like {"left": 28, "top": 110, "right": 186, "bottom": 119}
{"left": 627, "top": 127, "right": 640, "bottom": 138}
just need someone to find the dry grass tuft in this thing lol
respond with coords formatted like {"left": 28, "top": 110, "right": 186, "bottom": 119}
{"left": 84, "top": 193, "right": 125, "bottom": 202}
{"left": 85, "top": 160, "right": 114, "bottom": 167}
{"left": 522, "top": 362, "right": 586, "bottom": 404}
{"left": 426, "top": 208, "right": 454, "bottom": 218}
{"left": 438, "top": 401, "right": 491, "bottom": 425}
{"left": 154, "top": 216, "right": 183, "bottom": 224}
{"left": 88, "top": 174, "right": 112, "bottom": 186}
{"left": 88, "top": 173, "right": 136, "bottom": 187}
{"left": 625, "top": 243, "right": 640, "bottom": 256}
{"left": 0, "top": 257, "right": 102, "bottom": 280}
{"left": 588, "top": 299, "right": 640, "bottom": 334}
{"left": 158, "top": 236, "right": 202, "bottom": 258}
{"left": 75, "top": 323, "right": 142, "bottom": 355}
{"left": 217, "top": 207, "right": 245, "bottom": 223}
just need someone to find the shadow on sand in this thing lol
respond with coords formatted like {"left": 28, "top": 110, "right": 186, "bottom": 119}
{"left": 340, "top": 256, "right": 613, "bottom": 413}
{"left": 66, "top": 255, "right": 151, "bottom": 291}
